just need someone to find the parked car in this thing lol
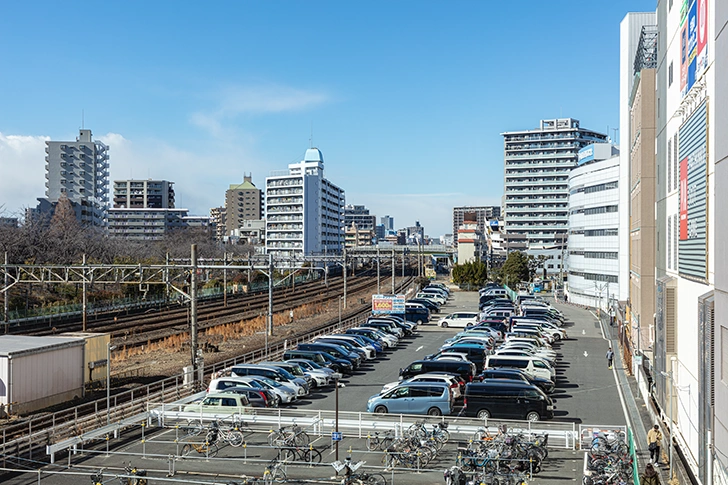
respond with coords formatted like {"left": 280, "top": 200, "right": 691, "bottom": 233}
{"left": 367, "top": 382, "right": 453, "bottom": 416}
{"left": 220, "top": 386, "right": 274, "bottom": 408}
{"left": 208, "top": 377, "right": 278, "bottom": 406}
{"left": 230, "top": 364, "right": 309, "bottom": 396}
{"left": 381, "top": 373, "right": 464, "bottom": 399}
{"left": 282, "top": 349, "right": 353, "bottom": 375}
{"left": 477, "top": 368, "right": 555, "bottom": 394}
{"left": 183, "top": 393, "right": 253, "bottom": 416}
{"left": 227, "top": 375, "right": 297, "bottom": 405}
{"left": 437, "top": 312, "right": 479, "bottom": 328}
{"left": 462, "top": 381, "right": 554, "bottom": 421}
{"left": 399, "top": 359, "right": 477, "bottom": 383}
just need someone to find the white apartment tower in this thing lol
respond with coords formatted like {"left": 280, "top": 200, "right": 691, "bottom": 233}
{"left": 44, "top": 129, "right": 109, "bottom": 226}
{"left": 502, "top": 118, "right": 607, "bottom": 275}
{"left": 265, "top": 148, "right": 345, "bottom": 262}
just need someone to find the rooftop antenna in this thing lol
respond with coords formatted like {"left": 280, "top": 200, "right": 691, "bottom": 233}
{"left": 82, "top": 109, "right": 85, "bottom": 129}
{"left": 309, "top": 122, "right": 313, "bottom": 148}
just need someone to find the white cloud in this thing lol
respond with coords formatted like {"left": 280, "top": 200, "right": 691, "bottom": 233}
{"left": 0, "top": 133, "right": 50, "bottom": 216}
{"left": 190, "top": 84, "right": 330, "bottom": 137}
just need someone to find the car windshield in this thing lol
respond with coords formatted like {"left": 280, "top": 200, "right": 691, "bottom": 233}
{"left": 288, "top": 365, "right": 305, "bottom": 376}
{"left": 305, "top": 360, "right": 324, "bottom": 370}
{"left": 256, "top": 376, "right": 282, "bottom": 388}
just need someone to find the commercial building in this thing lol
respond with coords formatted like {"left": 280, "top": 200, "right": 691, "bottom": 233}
{"left": 620, "top": 2, "right": 726, "bottom": 482}
{"left": 502, "top": 119, "right": 607, "bottom": 276}
{"left": 225, "top": 175, "right": 263, "bottom": 238}
{"left": 265, "top": 148, "right": 345, "bottom": 262}
{"left": 39, "top": 129, "right": 109, "bottom": 226}
{"left": 380, "top": 215, "right": 394, "bottom": 232}
{"left": 566, "top": 144, "right": 620, "bottom": 308}
{"left": 452, "top": 206, "right": 500, "bottom": 246}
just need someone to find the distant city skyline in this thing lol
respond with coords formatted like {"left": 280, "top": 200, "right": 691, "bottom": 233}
{"left": 0, "top": 1, "right": 654, "bottom": 236}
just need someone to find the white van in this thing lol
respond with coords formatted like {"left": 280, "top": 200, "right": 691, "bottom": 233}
{"left": 416, "top": 292, "right": 446, "bottom": 306}
{"left": 484, "top": 355, "right": 554, "bottom": 382}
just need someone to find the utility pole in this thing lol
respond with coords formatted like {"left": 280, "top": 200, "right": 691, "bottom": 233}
{"left": 343, "top": 247, "right": 347, "bottom": 309}
{"left": 190, "top": 244, "right": 199, "bottom": 378}
{"left": 3, "top": 252, "right": 8, "bottom": 332}
{"left": 268, "top": 252, "right": 274, "bottom": 335}
{"left": 376, "top": 246, "right": 381, "bottom": 293}
{"left": 391, "top": 250, "right": 395, "bottom": 294}
{"left": 82, "top": 254, "right": 87, "bottom": 332}
{"left": 223, "top": 252, "right": 228, "bottom": 307}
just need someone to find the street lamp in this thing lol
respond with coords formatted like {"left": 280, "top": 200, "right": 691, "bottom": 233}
{"left": 107, "top": 342, "right": 118, "bottom": 425}
{"left": 660, "top": 356, "right": 678, "bottom": 480}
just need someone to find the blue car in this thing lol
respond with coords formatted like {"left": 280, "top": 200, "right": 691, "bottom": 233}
{"left": 366, "top": 382, "right": 453, "bottom": 416}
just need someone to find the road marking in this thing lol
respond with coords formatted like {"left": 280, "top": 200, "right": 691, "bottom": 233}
{"left": 415, "top": 345, "right": 423, "bottom": 352}
{"left": 583, "top": 351, "right": 589, "bottom": 357}
{"left": 582, "top": 329, "right": 586, "bottom": 335}
{"left": 598, "top": 312, "right": 633, "bottom": 432}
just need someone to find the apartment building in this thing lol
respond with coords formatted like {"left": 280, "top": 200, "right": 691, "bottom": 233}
{"left": 452, "top": 206, "right": 500, "bottom": 247}
{"left": 265, "top": 148, "right": 345, "bottom": 262}
{"left": 502, "top": 118, "right": 607, "bottom": 276}
{"left": 224, "top": 175, "right": 263, "bottom": 238}
{"left": 41, "top": 129, "right": 109, "bottom": 226}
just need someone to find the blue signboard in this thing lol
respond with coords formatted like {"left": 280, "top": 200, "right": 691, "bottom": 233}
{"left": 331, "top": 432, "right": 342, "bottom": 442}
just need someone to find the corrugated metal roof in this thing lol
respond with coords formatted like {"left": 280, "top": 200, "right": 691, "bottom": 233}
{"left": 0, "top": 335, "right": 85, "bottom": 357}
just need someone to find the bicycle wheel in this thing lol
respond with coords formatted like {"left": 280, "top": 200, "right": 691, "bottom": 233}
{"left": 294, "top": 431, "right": 310, "bottom": 446}
{"left": 380, "top": 434, "right": 394, "bottom": 450}
{"left": 437, "top": 429, "right": 451, "bottom": 442}
{"left": 278, "top": 448, "right": 296, "bottom": 462}
{"left": 363, "top": 474, "right": 387, "bottom": 485}
{"left": 303, "top": 448, "right": 322, "bottom": 464}
{"left": 207, "top": 443, "right": 219, "bottom": 458}
{"left": 181, "top": 444, "right": 193, "bottom": 457}
{"left": 228, "top": 431, "right": 245, "bottom": 447}
{"left": 272, "top": 466, "right": 287, "bottom": 483}
{"left": 366, "top": 436, "right": 380, "bottom": 451}
{"left": 185, "top": 421, "right": 203, "bottom": 436}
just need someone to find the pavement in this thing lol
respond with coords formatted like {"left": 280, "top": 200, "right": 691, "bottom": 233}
{"left": 0, "top": 287, "right": 662, "bottom": 485}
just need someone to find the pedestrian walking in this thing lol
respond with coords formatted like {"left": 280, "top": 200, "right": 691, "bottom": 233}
{"left": 640, "top": 463, "right": 661, "bottom": 485}
{"left": 647, "top": 424, "right": 663, "bottom": 465}
{"left": 606, "top": 348, "right": 614, "bottom": 369}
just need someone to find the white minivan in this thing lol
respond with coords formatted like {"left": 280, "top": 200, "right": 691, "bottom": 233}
{"left": 484, "top": 355, "right": 555, "bottom": 382}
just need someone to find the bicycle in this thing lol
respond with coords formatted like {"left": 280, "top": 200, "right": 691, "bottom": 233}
{"left": 268, "top": 424, "right": 310, "bottom": 447}
{"left": 90, "top": 469, "right": 105, "bottom": 485}
{"left": 227, "top": 460, "right": 287, "bottom": 485}
{"left": 119, "top": 462, "right": 148, "bottom": 485}
{"left": 212, "top": 418, "right": 246, "bottom": 447}
{"left": 277, "top": 444, "right": 323, "bottom": 464}
{"left": 366, "top": 430, "right": 394, "bottom": 451}
{"left": 181, "top": 439, "right": 219, "bottom": 458}
{"left": 333, "top": 459, "right": 386, "bottom": 485}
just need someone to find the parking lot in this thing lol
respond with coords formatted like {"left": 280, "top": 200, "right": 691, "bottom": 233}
{"left": 1, "top": 289, "right": 627, "bottom": 485}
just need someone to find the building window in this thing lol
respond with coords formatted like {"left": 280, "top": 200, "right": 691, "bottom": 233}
{"left": 668, "top": 61, "right": 673, "bottom": 87}
{"left": 667, "top": 138, "right": 673, "bottom": 192}
{"left": 673, "top": 133, "right": 678, "bottom": 192}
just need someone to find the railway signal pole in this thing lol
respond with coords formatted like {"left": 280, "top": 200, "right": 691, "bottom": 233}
{"left": 190, "top": 244, "right": 199, "bottom": 381}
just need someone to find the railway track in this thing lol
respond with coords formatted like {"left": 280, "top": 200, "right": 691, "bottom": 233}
{"left": 0, "top": 275, "right": 416, "bottom": 467}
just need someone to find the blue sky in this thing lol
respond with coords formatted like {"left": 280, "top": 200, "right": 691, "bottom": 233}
{"left": 0, "top": 1, "right": 654, "bottom": 237}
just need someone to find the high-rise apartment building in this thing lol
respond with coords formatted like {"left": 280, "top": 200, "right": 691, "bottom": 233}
{"left": 452, "top": 206, "right": 500, "bottom": 246}
{"left": 113, "top": 180, "right": 175, "bottom": 208}
{"left": 566, "top": 144, "right": 620, "bottom": 308}
{"left": 265, "top": 148, "right": 345, "bottom": 262}
{"left": 42, "top": 129, "right": 109, "bottom": 226}
{"left": 502, "top": 118, "right": 607, "bottom": 276}
{"left": 210, "top": 206, "right": 226, "bottom": 240}
{"left": 224, "top": 175, "right": 263, "bottom": 237}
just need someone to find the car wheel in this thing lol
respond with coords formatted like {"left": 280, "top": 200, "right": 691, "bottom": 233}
{"left": 417, "top": 319, "right": 423, "bottom": 325}
{"left": 440, "top": 321, "right": 448, "bottom": 328}
{"left": 526, "top": 411, "right": 541, "bottom": 422}
{"left": 427, "top": 407, "right": 442, "bottom": 416}
{"left": 477, "top": 409, "right": 490, "bottom": 419}
{"left": 373, "top": 405, "right": 388, "bottom": 414}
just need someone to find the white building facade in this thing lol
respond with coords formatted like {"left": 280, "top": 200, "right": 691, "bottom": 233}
{"left": 265, "top": 148, "right": 345, "bottom": 261}
{"left": 566, "top": 144, "right": 620, "bottom": 309}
